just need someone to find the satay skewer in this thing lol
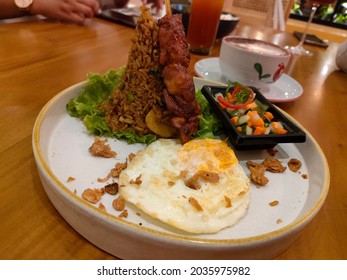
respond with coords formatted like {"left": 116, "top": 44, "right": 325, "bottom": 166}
{"left": 165, "top": 0, "right": 172, "bottom": 16}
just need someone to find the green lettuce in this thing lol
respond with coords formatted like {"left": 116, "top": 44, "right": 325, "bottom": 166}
{"left": 66, "top": 69, "right": 222, "bottom": 144}
{"left": 66, "top": 69, "right": 123, "bottom": 118}
{"left": 66, "top": 68, "right": 157, "bottom": 144}
{"left": 194, "top": 90, "right": 222, "bottom": 139}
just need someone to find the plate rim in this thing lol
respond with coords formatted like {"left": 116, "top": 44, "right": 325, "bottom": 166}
{"left": 194, "top": 57, "right": 304, "bottom": 103}
{"left": 32, "top": 80, "right": 330, "bottom": 247}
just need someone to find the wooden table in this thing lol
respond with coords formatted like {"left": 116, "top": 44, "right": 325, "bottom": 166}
{"left": 0, "top": 16, "right": 346, "bottom": 260}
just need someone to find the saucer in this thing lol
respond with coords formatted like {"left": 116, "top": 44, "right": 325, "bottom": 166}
{"left": 194, "top": 57, "right": 303, "bottom": 103}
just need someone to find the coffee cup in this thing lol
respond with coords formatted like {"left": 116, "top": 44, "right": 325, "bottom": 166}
{"left": 219, "top": 36, "right": 291, "bottom": 88}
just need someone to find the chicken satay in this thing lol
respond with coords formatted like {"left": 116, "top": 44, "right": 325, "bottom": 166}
{"left": 163, "top": 90, "right": 200, "bottom": 119}
{"left": 173, "top": 116, "right": 200, "bottom": 144}
{"left": 158, "top": 14, "right": 190, "bottom": 67}
{"left": 163, "top": 90, "right": 200, "bottom": 144}
{"left": 158, "top": 14, "right": 201, "bottom": 144}
{"left": 162, "top": 64, "right": 195, "bottom": 100}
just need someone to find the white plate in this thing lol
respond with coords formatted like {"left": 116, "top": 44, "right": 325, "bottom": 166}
{"left": 194, "top": 57, "right": 304, "bottom": 103}
{"left": 32, "top": 78, "right": 329, "bottom": 259}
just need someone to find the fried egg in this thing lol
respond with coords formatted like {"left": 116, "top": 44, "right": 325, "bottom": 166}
{"left": 119, "top": 138, "right": 250, "bottom": 234}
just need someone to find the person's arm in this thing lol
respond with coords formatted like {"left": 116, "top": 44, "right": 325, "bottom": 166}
{"left": 0, "top": 0, "right": 22, "bottom": 18}
{"left": 0, "top": 0, "right": 100, "bottom": 24}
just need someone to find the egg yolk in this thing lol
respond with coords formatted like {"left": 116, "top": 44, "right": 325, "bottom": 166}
{"left": 178, "top": 139, "right": 237, "bottom": 173}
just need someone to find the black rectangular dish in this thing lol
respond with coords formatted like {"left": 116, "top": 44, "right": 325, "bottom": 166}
{"left": 201, "top": 85, "right": 306, "bottom": 150}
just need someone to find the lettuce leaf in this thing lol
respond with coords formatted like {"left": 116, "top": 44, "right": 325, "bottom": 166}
{"left": 67, "top": 68, "right": 158, "bottom": 144}
{"left": 194, "top": 90, "right": 222, "bottom": 139}
{"left": 66, "top": 69, "right": 123, "bottom": 118}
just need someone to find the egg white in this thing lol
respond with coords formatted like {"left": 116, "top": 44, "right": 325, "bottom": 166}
{"left": 119, "top": 139, "right": 250, "bottom": 234}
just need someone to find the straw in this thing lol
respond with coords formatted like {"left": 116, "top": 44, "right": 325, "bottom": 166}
{"left": 273, "top": 0, "right": 278, "bottom": 29}
{"left": 273, "top": 0, "right": 285, "bottom": 31}
{"left": 277, "top": 0, "right": 285, "bottom": 31}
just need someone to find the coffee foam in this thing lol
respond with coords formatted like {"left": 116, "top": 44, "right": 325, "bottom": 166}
{"left": 225, "top": 37, "right": 288, "bottom": 56}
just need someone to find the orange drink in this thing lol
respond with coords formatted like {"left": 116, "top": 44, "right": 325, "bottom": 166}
{"left": 187, "top": 0, "right": 225, "bottom": 55}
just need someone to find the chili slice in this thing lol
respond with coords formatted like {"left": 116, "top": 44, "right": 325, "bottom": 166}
{"left": 217, "top": 87, "right": 255, "bottom": 109}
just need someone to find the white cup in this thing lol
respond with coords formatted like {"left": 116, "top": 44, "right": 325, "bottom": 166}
{"left": 336, "top": 40, "right": 347, "bottom": 74}
{"left": 219, "top": 36, "right": 291, "bottom": 88}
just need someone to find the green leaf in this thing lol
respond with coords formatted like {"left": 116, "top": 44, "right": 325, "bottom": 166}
{"left": 113, "top": 131, "right": 157, "bottom": 144}
{"left": 66, "top": 68, "right": 124, "bottom": 118}
{"left": 193, "top": 90, "right": 223, "bottom": 139}
{"left": 235, "top": 87, "right": 252, "bottom": 103}
{"left": 66, "top": 68, "right": 158, "bottom": 145}
{"left": 83, "top": 115, "right": 112, "bottom": 136}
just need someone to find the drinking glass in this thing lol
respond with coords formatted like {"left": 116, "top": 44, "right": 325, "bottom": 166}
{"left": 187, "top": 0, "right": 225, "bottom": 55}
{"left": 284, "top": 0, "right": 336, "bottom": 56}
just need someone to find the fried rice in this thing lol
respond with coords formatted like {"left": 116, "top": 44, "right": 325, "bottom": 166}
{"left": 100, "top": 7, "right": 168, "bottom": 136}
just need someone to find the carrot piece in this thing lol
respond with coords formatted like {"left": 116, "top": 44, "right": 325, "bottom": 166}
{"left": 254, "top": 126, "right": 266, "bottom": 135}
{"left": 252, "top": 117, "right": 264, "bottom": 127}
{"left": 276, "top": 128, "right": 288, "bottom": 134}
{"left": 271, "top": 122, "right": 287, "bottom": 134}
{"left": 231, "top": 116, "right": 238, "bottom": 124}
{"left": 246, "top": 110, "right": 255, "bottom": 119}
{"left": 227, "top": 92, "right": 234, "bottom": 101}
{"left": 246, "top": 111, "right": 254, "bottom": 126}
{"left": 264, "top": 111, "right": 274, "bottom": 121}
{"left": 237, "top": 126, "right": 242, "bottom": 132}
{"left": 247, "top": 110, "right": 264, "bottom": 127}
{"left": 245, "top": 102, "right": 257, "bottom": 110}
{"left": 272, "top": 121, "right": 280, "bottom": 130}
